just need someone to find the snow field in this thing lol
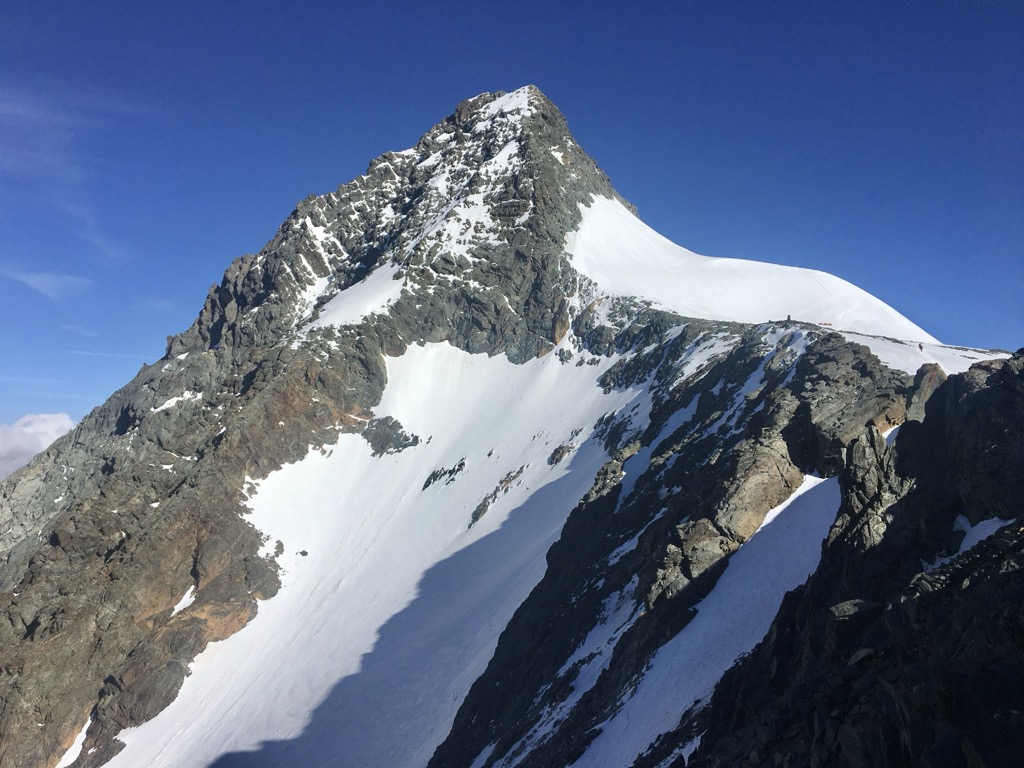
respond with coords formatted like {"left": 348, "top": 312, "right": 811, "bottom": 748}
{"left": 305, "top": 260, "right": 405, "bottom": 330}
{"left": 567, "top": 196, "right": 939, "bottom": 344}
{"left": 106, "top": 340, "right": 645, "bottom": 768}
{"left": 839, "top": 331, "right": 1008, "bottom": 375}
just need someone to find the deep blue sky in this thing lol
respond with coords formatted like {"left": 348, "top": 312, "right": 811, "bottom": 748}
{"left": 1, "top": 1, "right": 1021, "bottom": 424}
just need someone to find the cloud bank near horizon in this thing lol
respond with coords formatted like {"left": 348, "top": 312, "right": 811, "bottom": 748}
{"left": 0, "top": 413, "right": 75, "bottom": 480}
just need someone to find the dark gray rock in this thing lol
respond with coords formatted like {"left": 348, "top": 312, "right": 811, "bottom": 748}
{"left": 906, "top": 362, "right": 947, "bottom": 422}
{"left": 679, "top": 351, "right": 1024, "bottom": 768}
{"left": 362, "top": 416, "right": 420, "bottom": 456}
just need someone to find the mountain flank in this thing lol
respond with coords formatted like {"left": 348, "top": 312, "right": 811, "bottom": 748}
{"left": 0, "top": 86, "right": 1016, "bottom": 768}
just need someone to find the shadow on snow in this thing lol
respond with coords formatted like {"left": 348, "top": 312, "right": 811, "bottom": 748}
{"left": 206, "top": 434, "right": 609, "bottom": 768}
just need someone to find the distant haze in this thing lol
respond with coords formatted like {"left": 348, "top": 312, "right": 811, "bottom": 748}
{"left": 0, "top": 413, "right": 74, "bottom": 479}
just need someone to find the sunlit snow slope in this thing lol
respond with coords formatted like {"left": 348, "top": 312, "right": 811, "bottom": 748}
{"left": 567, "top": 196, "right": 938, "bottom": 343}
{"left": 105, "top": 341, "right": 643, "bottom": 767}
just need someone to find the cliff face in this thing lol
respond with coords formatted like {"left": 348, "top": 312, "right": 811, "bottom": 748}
{"left": 674, "top": 352, "right": 1024, "bottom": 768}
{"left": 0, "top": 86, "right": 1013, "bottom": 768}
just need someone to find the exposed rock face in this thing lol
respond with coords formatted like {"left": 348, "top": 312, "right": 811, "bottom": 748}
{"left": 0, "top": 337, "right": 370, "bottom": 767}
{"left": 905, "top": 361, "right": 946, "bottom": 422}
{"left": 644, "top": 351, "right": 1024, "bottom": 768}
{"left": 166, "top": 87, "right": 629, "bottom": 366}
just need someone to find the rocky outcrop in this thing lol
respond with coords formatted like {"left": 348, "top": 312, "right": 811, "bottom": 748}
{"left": 666, "top": 351, "right": 1024, "bottom": 768}
{"left": 166, "top": 86, "right": 629, "bottom": 367}
{"left": 905, "top": 362, "right": 946, "bottom": 422}
{"left": 428, "top": 325, "right": 914, "bottom": 768}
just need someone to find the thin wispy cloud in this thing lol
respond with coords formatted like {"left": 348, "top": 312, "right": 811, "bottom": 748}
{"left": 2, "top": 269, "right": 92, "bottom": 300}
{"left": 0, "top": 375, "right": 65, "bottom": 386}
{"left": 54, "top": 197, "right": 132, "bottom": 261}
{"left": 0, "top": 412, "right": 75, "bottom": 479}
{"left": 0, "top": 82, "right": 143, "bottom": 176}
{"left": 62, "top": 324, "right": 100, "bottom": 338}
{"left": 70, "top": 350, "right": 148, "bottom": 359}
{"left": 136, "top": 296, "right": 177, "bottom": 312}
{"left": 0, "top": 86, "right": 92, "bottom": 186}
{"left": 0, "top": 81, "right": 141, "bottom": 262}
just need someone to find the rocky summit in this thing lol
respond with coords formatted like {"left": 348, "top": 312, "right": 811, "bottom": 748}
{"left": 0, "top": 86, "right": 1018, "bottom": 768}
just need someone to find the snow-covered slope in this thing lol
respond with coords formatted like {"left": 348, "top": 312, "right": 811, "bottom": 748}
{"left": 837, "top": 330, "right": 1005, "bottom": 375}
{"left": 567, "top": 196, "right": 936, "bottom": 343}
{"left": 103, "top": 342, "right": 641, "bottom": 767}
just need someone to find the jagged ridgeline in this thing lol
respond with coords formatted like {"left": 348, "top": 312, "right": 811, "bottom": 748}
{"left": 0, "top": 86, "right": 1018, "bottom": 768}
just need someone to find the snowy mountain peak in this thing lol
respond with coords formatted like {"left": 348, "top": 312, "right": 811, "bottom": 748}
{"left": 455, "top": 84, "right": 540, "bottom": 126}
{"left": 0, "top": 86, "right": 1011, "bottom": 768}
{"left": 168, "top": 84, "right": 626, "bottom": 365}
{"left": 168, "top": 83, "right": 936, "bottom": 375}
